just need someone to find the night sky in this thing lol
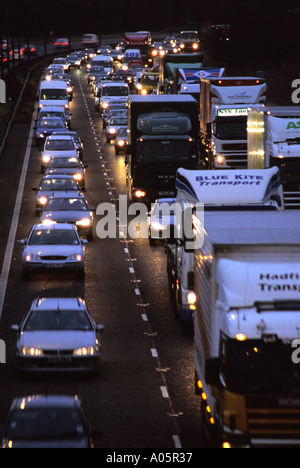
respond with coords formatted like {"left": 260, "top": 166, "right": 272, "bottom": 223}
{"left": 1, "top": 0, "right": 299, "bottom": 37}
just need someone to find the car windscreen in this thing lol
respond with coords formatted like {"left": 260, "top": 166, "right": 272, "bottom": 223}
{"left": 39, "top": 119, "right": 65, "bottom": 129}
{"left": 24, "top": 309, "right": 93, "bottom": 331}
{"left": 5, "top": 407, "right": 86, "bottom": 440}
{"left": 46, "top": 139, "right": 75, "bottom": 151}
{"left": 136, "top": 139, "right": 196, "bottom": 164}
{"left": 44, "top": 198, "right": 88, "bottom": 211}
{"left": 40, "top": 178, "right": 78, "bottom": 190}
{"left": 102, "top": 87, "right": 128, "bottom": 96}
{"left": 40, "top": 89, "right": 68, "bottom": 100}
{"left": 109, "top": 118, "right": 127, "bottom": 126}
{"left": 29, "top": 228, "right": 79, "bottom": 245}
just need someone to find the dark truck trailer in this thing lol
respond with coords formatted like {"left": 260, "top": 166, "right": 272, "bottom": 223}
{"left": 126, "top": 95, "right": 199, "bottom": 206}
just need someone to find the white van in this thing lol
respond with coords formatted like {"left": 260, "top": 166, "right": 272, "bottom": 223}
{"left": 39, "top": 80, "right": 69, "bottom": 109}
{"left": 89, "top": 55, "right": 113, "bottom": 75}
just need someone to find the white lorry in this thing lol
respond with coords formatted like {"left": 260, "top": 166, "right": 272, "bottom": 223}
{"left": 247, "top": 106, "right": 300, "bottom": 208}
{"left": 199, "top": 77, "right": 267, "bottom": 169}
{"left": 166, "top": 167, "right": 283, "bottom": 322}
{"left": 193, "top": 210, "right": 300, "bottom": 448}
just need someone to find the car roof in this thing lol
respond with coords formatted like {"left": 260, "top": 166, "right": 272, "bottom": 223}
{"left": 39, "top": 106, "right": 67, "bottom": 112}
{"left": 42, "top": 174, "right": 76, "bottom": 180}
{"left": 11, "top": 394, "right": 81, "bottom": 410}
{"left": 46, "top": 134, "right": 74, "bottom": 140}
{"left": 31, "top": 296, "right": 86, "bottom": 312}
{"left": 47, "top": 190, "right": 84, "bottom": 199}
{"left": 33, "top": 223, "right": 77, "bottom": 231}
{"left": 40, "top": 80, "right": 68, "bottom": 89}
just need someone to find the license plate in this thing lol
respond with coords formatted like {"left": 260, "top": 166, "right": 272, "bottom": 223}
{"left": 47, "top": 356, "right": 72, "bottom": 363}
{"left": 159, "top": 191, "right": 174, "bottom": 196}
{"left": 44, "top": 263, "right": 64, "bottom": 268}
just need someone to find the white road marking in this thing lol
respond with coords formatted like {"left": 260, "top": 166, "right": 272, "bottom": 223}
{"left": 0, "top": 108, "right": 36, "bottom": 319}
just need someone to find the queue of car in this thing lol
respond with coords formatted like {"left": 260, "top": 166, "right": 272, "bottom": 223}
{"left": 3, "top": 32, "right": 199, "bottom": 447}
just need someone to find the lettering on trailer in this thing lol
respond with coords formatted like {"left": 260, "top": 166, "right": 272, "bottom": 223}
{"left": 217, "top": 108, "right": 248, "bottom": 117}
{"left": 195, "top": 174, "right": 264, "bottom": 187}
{"left": 259, "top": 272, "right": 300, "bottom": 292}
{"left": 0, "top": 80, "right": 6, "bottom": 103}
{"left": 291, "top": 79, "right": 300, "bottom": 104}
{"left": 286, "top": 121, "right": 300, "bottom": 130}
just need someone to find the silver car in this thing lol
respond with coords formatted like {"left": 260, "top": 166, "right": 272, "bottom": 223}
{"left": 41, "top": 135, "right": 78, "bottom": 172}
{"left": 106, "top": 117, "right": 128, "bottom": 143}
{"left": 45, "top": 157, "right": 88, "bottom": 187}
{"left": 20, "top": 223, "right": 87, "bottom": 279}
{"left": 32, "top": 174, "right": 84, "bottom": 215}
{"left": 40, "top": 191, "right": 95, "bottom": 240}
{"left": 11, "top": 297, "right": 104, "bottom": 374}
{"left": 1, "top": 394, "right": 95, "bottom": 448}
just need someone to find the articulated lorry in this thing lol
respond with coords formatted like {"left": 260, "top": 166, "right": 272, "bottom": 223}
{"left": 126, "top": 94, "right": 199, "bottom": 205}
{"left": 247, "top": 106, "right": 300, "bottom": 208}
{"left": 167, "top": 167, "right": 283, "bottom": 321}
{"left": 193, "top": 210, "right": 300, "bottom": 447}
{"left": 199, "top": 77, "right": 267, "bottom": 169}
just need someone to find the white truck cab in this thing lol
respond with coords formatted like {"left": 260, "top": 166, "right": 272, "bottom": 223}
{"left": 167, "top": 167, "right": 284, "bottom": 321}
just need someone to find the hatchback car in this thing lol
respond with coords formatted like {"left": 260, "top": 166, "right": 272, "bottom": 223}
{"left": 32, "top": 174, "right": 84, "bottom": 215}
{"left": 20, "top": 223, "right": 87, "bottom": 279}
{"left": 40, "top": 192, "right": 95, "bottom": 240}
{"left": 11, "top": 297, "right": 104, "bottom": 374}
{"left": 45, "top": 157, "right": 88, "bottom": 187}
{"left": 106, "top": 117, "right": 128, "bottom": 143}
{"left": 1, "top": 394, "right": 95, "bottom": 448}
{"left": 41, "top": 135, "right": 78, "bottom": 172}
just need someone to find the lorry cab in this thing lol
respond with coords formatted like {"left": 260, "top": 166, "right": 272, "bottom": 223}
{"left": 99, "top": 81, "right": 129, "bottom": 114}
{"left": 168, "top": 167, "right": 284, "bottom": 322}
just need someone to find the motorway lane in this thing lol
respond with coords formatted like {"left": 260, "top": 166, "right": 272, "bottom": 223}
{"left": 0, "top": 64, "right": 204, "bottom": 448}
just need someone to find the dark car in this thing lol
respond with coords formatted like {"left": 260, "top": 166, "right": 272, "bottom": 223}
{"left": 34, "top": 117, "right": 68, "bottom": 149}
{"left": 1, "top": 394, "right": 95, "bottom": 448}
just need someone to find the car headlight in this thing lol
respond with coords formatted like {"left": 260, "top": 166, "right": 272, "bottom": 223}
{"left": 41, "top": 219, "right": 56, "bottom": 226}
{"left": 75, "top": 60, "right": 81, "bottom": 66}
{"left": 38, "top": 196, "right": 48, "bottom": 205}
{"left": 76, "top": 218, "right": 91, "bottom": 227}
{"left": 108, "top": 127, "right": 117, "bottom": 135}
{"left": 73, "top": 173, "right": 83, "bottom": 182}
{"left": 102, "top": 102, "right": 109, "bottom": 109}
{"left": 25, "top": 253, "right": 40, "bottom": 262}
{"left": 151, "top": 221, "right": 166, "bottom": 231}
{"left": 73, "top": 346, "right": 96, "bottom": 356}
{"left": 38, "top": 133, "right": 45, "bottom": 138}
{"left": 68, "top": 254, "right": 83, "bottom": 262}
{"left": 22, "top": 346, "right": 43, "bottom": 357}
{"left": 117, "top": 139, "right": 126, "bottom": 147}
{"left": 42, "top": 155, "right": 51, "bottom": 164}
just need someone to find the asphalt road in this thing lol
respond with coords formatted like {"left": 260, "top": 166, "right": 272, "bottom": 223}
{"left": 0, "top": 63, "right": 204, "bottom": 449}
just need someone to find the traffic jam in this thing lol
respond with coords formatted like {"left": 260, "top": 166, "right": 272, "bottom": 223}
{"left": 1, "top": 24, "right": 300, "bottom": 450}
